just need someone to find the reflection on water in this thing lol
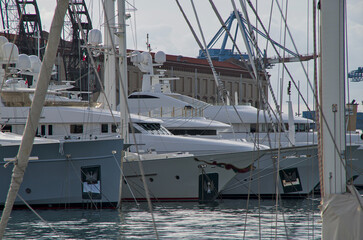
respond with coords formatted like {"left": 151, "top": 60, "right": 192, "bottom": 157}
{"left": 3, "top": 199, "right": 321, "bottom": 239}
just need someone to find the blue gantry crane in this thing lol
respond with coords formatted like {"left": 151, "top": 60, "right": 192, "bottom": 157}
{"left": 198, "top": 11, "right": 311, "bottom": 66}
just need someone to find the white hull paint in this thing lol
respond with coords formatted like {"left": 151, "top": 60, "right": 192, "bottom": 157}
{"left": 121, "top": 151, "right": 257, "bottom": 201}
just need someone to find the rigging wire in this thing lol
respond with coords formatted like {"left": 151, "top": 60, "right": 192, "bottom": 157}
{"left": 249, "top": 0, "right": 262, "bottom": 237}
{"left": 126, "top": 0, "right": 138, "bottom": 50}
{"left": 344, "top": 0, "right": 355, "bottom": 184}
{"left": 312, "top": 0, "right": 323, "bottom": 198}
{"left": 278, "top": 0, "right": 288, "bottom": 116}
{"left": 100, "top": 1, "right": 159, "bottom": 238}
{"left": 112, "top": 154, "right": 140, "bottom": 206}
{"left": 175, "top": 0, "right": 242, "bottom": 143}
{"left": 231, "top": 2, "right": 290, "bottom": 235}
{"left": 305, "top": 1, "right": 317, "bottom": 238}
{"left": 193, "top": 0, "right": 290, "bottom": 149}
{"left": 208, "top": 0, "right": 274, "bottom": 147}
{"left": 71, "top": 1, "right": 159, "bottom": 238}
{"left": 0, "top": 0, "right": 69, "bottom": 237}
{"left": 16, "top": 194, "right": 65, "bottom": 240}
{"left": 275, "top": 0, "right": 289, "bottom": 237}
{"left": 209, "top": 0, "right": 295, "bottom": 149}
{"left": 245, "top": 0, "right": 349, "bottom": 172}
{"left": 234, "top": 0, "right": 291, "bottom": 146}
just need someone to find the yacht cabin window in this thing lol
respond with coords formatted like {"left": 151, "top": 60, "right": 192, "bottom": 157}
{"left": 101, "top": 124, "right": 108, "bottom": 133}
{"left": 295, "top": 123, "right": 309, "bottom": 132}
{"left": 128, "top": 94, "right": 159, "bottom": 99}
{"left": 1, "top": 125, "right": 12, "bottom": 132}
{"left": 112, "top": 124, "right": 118, "bottom": 133}
{"left": 41, "top": 125, "right": 46, "bottom": 136}
{"left": 70, "top": 124, "right": 83, "bottom": 134}
{"left": 250, "top": 124, "right": 257, "bottom": 133}
{"left": 169, "top": 129, "right": 217, "bottom": 136}
{"left": 48, "top": 125, "right": 53, "bottom": 135}
{"left": 136, "top": 123, "right": 171, "bottom": 135}
{"left": 129, "top": 124, "right": 141, "bottom": 133}
{"left": 2, "top": 63, "right": 15, "bottom": 69}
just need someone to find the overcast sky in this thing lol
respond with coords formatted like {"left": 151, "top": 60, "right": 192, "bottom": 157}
{"left": 23, "top": 0, "right": 363, "bottom": 112}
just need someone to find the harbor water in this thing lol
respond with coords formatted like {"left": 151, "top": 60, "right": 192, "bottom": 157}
{"left": 2, "top": 199, "right": 321, "bottom": 239}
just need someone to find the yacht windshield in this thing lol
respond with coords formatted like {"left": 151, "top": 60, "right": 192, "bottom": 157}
{"left": 136, "top": 123, "right": 171, "bottom": 135}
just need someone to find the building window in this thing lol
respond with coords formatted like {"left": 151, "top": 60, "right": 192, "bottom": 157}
{"left": 101, "top": 124, "right": 108, "bottom": 133}
{"left": 48, "top": 125, "right": 53, "bottom": 135}
{"left": 70, "top": 124, "right": 83, "bottom": 134}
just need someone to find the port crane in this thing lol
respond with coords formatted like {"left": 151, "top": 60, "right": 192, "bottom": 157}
{"left": 198, "top": 11, "right": 314, "bottom": 67}
{"left": 0, "top": 0, "right": 44, "bottom": 57}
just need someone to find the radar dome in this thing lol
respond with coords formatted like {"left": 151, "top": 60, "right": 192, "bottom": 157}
{"left": 2, "top": 42, "right": 19, "bottom": 62}
{"left": 29, "top": 55, "right": 42, "bottom": 73}
{"left": 141, "top": 52, "right": 152, "bottom": 64}
{"left": 88, "top": 29, "right": 102, "bottom": 45}
{"left": 17, "top": 54, "right": 31, "bottom": 70}
{"left": 155, "top": 51, "right": 166, "bottom": 64}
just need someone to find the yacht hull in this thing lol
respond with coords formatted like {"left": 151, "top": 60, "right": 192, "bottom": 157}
{"left": 0, "top": 139, "right": 123, "bottom": 208}
{"left": 1, "top": 140, "right": 259, "bottom": 207}
{"left": 121, "top": 151, "right": 258, "bottom": 201}
{"left": 221, "top": 145, "right": 363, "bottom": 198}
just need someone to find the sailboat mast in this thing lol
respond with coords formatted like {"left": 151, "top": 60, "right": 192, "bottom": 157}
{"left": 320, "top": 0, "right": 346, "bottom": 196}
{"left": 320, "top": 4, "right": 363, "bottom": 240}
{"left": 0, "top": 0, "right": 69, "bottom": 237}
{"left": 103, "top": 0, "right": 117, "bottom": 110}
{"left": 117, "top": 0, "right": 128, "bottom": 141}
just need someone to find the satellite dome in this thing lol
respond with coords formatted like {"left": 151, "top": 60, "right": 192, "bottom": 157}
{"left": 88, "top": 29, "right": 102, "bottom": 45}
{"left": 29, "top": 55, "right": 42, "bottom": 73}
{"left": 141, "top": 52, "right": 152, "bottom": 64}
{"left": 17, "top": 54, "right": 31, "bottom": 70}
{"left": 2, "top": 42, "right": 19, "bottom": 62}
{"left": 155, "top": 51, "right": 166, "bottom": 64}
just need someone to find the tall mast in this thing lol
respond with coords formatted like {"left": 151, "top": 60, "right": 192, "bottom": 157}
{"left": 0, "top": 0, "right": 69, "bottom": 236}
{"left": 320, "top": 1, "right": 363, "bottom": 239}
{"left": 320, "top": 0, "right": 346, "bottom": 196}
{"left": 117, "top": 0, "right": 128, "bottom": 141}
{"left": 102, "top": 0, "right": 117, "bottom": 110}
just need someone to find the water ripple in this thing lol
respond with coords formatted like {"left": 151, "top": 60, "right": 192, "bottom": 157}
{"left": 2, "top": 199, "right": 321, "bottom": 239}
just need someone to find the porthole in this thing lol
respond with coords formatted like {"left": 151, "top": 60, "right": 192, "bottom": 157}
{"left": 175, "top": 175, "right": 180, "bottom": 180}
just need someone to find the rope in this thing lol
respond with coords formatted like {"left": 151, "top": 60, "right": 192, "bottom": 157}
{"left": 245, "top": 0, "right": 348, "bottom": 172}
{"left": 72, "top": 1, "right": 159, "bottom": 238}
{"left": 177, "top": 0, "right": 265, "bottom": 150}
{"left": 111, "top": 153, "right": 140, "bottom": 206}
{"left": 312, "top": 0, "right": 324, "bottom": 198}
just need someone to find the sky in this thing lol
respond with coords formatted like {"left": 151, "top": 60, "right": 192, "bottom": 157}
{"left": 9, "top": 0, "right": 363, "bottom": 113}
